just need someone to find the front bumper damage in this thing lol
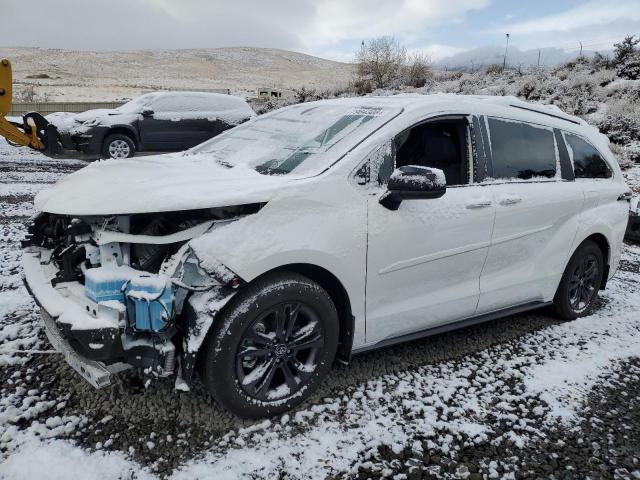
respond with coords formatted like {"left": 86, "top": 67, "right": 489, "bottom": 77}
{"left": 21, "top": 212, "right": 246, "bottom": 389}
{"left": 56, "top": 126, "right": 107, "bottom": 156}
{"left": 23, "top": 249, "right": 133, "bottom": 388}
{"left": 39, "top": 307, "right": 127, "bottom": 388}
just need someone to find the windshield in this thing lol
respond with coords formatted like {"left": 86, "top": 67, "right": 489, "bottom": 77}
{"left": 116, "top": 93, "right": 157, "bottom": 113}
{"left": 188, "top": 102, "right": 401, "bottom": 176}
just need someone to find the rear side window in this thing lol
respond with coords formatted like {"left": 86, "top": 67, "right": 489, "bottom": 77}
{"left": 152, "top": 94, "right": 207, "bottom": 112}
{"left": 487, "top": 117, "right": 557, "bottom": 180}
{"left": 563, "top": 132, "right": 612, "bottom": 179}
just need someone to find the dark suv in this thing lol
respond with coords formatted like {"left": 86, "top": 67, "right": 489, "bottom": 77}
{"left": 47, "top": 92, "right": 255, "bottom": 159}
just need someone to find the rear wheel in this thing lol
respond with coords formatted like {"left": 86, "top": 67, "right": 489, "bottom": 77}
{"left": 102, "top": 133, "right": 135, "bottom": 159}
{"left": 553, "top": 240, "right": 604, "bottom": 320}
{"left": 202, "top": 272, "right": 339, "bottom": 418}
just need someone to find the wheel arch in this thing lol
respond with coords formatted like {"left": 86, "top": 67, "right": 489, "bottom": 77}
{"left": 252, "top": 263, "right": 355, "bottom": 363}
{"left": 104, "top": 125, "right": 139, "bottom": 149}
{"left": 574, "top": 232, "right": 611, "bottom": 289}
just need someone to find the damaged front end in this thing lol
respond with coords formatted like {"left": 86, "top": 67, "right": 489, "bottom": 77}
{"left": 21, "top": 205, "right": 260, "bottom": 388}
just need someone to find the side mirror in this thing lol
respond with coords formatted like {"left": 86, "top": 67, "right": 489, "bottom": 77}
{"left": 379, "top": 165, "right": 446, "bottom": 211}
{"left": 141, "top": 109, "right": 154, "bottom": 117}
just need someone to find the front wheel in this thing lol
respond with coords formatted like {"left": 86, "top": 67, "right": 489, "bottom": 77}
{"left": 102, "top": 133, "right": 135, "bottom": 159}
{"left": 553, "top": 240, "right": 604, "bottom": 320}
{"left": 201, "top": 272, "right": 339, "bottom": 418}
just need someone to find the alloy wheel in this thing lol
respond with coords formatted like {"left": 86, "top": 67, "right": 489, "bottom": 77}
{"left": 568, "top": 253, "right": 599, "bottom": 312}
{"left": 108, "top": 139, "right": 131, "bottom": 158}
{"left": 235, "top": 302, "right": 324, "bottom": 402}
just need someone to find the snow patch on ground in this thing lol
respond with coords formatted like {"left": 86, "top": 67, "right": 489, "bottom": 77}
{"left": 1, "top": 434, "right": 155, "bottom": 480}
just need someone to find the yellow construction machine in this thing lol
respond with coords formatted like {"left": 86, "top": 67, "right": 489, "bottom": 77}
{"left": 0, "top": 59, "right": 61, "bottom": 156}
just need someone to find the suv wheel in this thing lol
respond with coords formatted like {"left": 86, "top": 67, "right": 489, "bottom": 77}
{"left": 102, "top": 133, "right": 135, "bottom": 159}
{"left": 201, "top": 272, "right": 339, "bottom": 418}
{"left": 553, "top": 240, "right": 604, "bottom": 320}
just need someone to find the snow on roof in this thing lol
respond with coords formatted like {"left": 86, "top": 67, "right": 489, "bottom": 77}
{"left": 303, "top": 94, "right": 600, "bottom": 144}
{"left": 308, "top": 93, "right": 587, "bottom": 127}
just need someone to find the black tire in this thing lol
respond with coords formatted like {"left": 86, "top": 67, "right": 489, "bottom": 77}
{"left": 202, "top": 271, "right": 339, "bottom": 418}
{"left": 552, "top": 240, "right": 604, "bottom": 320}
{"left": 102, "top": 133, "right": 135, "bottom": 159}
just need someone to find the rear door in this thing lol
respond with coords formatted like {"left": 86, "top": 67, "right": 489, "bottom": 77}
{"left": 477, "top": 116, "right": 584, "bottom": 313}
{"left": 138, "top": 93, "right": 216, "bottom": 151}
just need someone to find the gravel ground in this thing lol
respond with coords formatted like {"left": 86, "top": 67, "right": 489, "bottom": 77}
{"left": 1, "top": 141, "right": 639, "bottom": 479}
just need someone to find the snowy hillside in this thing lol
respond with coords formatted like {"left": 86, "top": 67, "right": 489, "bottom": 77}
{"left": 1, "top": 46, "right": 355, "bottom": 101}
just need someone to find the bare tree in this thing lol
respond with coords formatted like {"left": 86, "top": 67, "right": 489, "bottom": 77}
{"left": 355, "top": 36, "right": 406, "bottom": 89}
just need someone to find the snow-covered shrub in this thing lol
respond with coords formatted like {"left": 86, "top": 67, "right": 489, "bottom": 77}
{"left": 293, "top": 86, "right": 319, "bottom": 103}
{"left": 549, "top": 75, "right": 599, "bottom": 115}
{"left": 613, "top": 35, "right": 639, "bottom": 66}
{"left": 595, "top": 100, "right": 640, "bottom": 144}
{"left": 597, "top": 116, "right": 640, "bottom": 144}
{"left": 517, "top": 79, "right": 539, "bottom": 100}
{"left": 248, "top": 98, "right": 293, "bottom": 115}
{"left": 610, "top": 142, "right": 640, "bottom": 169}
{"left": 351, "top": 78, "right": 373, "bottom": 96}
{"left": 403, "top": 53, "right": 432, "bottom": 88}
{"left": 592, "top": 69, "right": 617, "bottom": 87}
{"left": 603, "top": 79, "right": 640, "bottom": 104}
{"left": 485, "top": 64, "right": 504, "bottom": 75}
{"left": 617, "top": 52, "right": 640, "bottom": 80}
{"left": 591, "top": 52, "right": 613, "bottom": 71}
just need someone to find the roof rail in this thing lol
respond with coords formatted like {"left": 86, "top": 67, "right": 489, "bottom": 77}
{"left": 468, "top": 95, "right": 584, "bottom": 126}
{"left": 508, "top": 104, "right": 581, "bottom": 125}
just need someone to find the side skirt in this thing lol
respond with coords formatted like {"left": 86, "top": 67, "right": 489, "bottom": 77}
{"left": 352, "top": 301, "right": 552, "bottom": 355}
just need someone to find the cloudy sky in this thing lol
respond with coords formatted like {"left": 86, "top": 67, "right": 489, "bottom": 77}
{"left": 2, "top": 0, "right": 639, "bottom": 62}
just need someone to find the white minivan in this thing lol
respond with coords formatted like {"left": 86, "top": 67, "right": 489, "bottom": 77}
{"left": 23, "top": 95, "right": 631, "bottom": 417}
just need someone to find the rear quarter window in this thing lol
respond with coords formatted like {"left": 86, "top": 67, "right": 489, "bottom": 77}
{"left": 562, "top": 132, "right": 612, "bottom": 179}
{"left": 486, "top": 117, "right": 557, "bottom": 180}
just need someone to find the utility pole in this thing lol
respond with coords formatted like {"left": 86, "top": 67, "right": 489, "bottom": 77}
{"left": 537, "top": 48, "right": 541, "bottom": 66}
{"left": 579, "top": 41, "right": 583, "bottom": 57}
{"left": 503, "top": 33, "right": 510, "bottom": 70}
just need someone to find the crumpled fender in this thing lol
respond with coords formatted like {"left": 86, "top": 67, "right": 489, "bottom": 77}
{"left": 162, "top": 245, "right": 245, "bottom": 384}
{"left": 181, "top": 288, "right": 236, "bottom": 383}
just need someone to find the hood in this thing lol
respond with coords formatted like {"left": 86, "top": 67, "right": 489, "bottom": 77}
{"left": 47, "top": 109, "right": 118, "bottom": 124}
{"left": 47, "top": 109, "right": 125, "bottom": 135}
{"left": 35, "top": 153, "right": 303, "bottom": 215}
{"left": 73, "top": 108, "right": 121, "bottom": 122}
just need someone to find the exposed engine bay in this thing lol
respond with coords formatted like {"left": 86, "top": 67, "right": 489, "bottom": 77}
{"left": 21, "top": 204, "right": 262, "bottom": 387}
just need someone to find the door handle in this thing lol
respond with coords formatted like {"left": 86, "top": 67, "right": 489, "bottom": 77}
{"left": 499, "top": 195, "right": 522, "bottom": 206}
{"left": 466, "top": 200, "right": 493, "bottom": 209}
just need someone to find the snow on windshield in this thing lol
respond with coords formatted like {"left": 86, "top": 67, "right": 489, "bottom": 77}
{"left": 116, "top": 93, "right": 157, "bottom": 113}
{"left": 189, "top": 103, "right": 400, "bottom": 176}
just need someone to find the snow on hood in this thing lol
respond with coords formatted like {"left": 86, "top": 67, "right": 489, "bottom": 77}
{"left": 34, "top": 153, "right": 300, "bottom": 215}
{"left": 47, "top": 109, "right": 134, "bottom": 135}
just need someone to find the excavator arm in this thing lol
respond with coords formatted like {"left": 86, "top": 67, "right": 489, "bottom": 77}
{"left": 0, "top": 59, "right": 61, "bottom": 155}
